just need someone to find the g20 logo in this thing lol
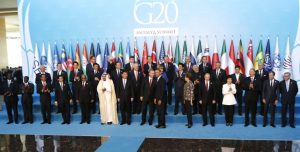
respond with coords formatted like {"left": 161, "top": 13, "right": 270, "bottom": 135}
{"left": 134, "top": 0, "right": 179, "bottom": 25}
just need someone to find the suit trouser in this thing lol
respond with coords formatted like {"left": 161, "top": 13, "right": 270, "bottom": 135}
{"left": 245, "top": 97, "right": 258, "bottom": 125}
{"left": 157, "top": 101, "right": 166, "bottom": 126}
{"left": 167, "top": 82, "right": 173, "bottom": 105}
{"left": 141, "top": 99, "right": 155, "bottom": 123}
{"left": 263, "top": 101, "right": 276, "bottom": 125}
{"left": 0, "top": 95, "right": 3, "bottom": 111}
{"left": 175, "top": 95, "right": 185, "bottom": 114}
{"left": 80, "top": 100, "right": 91, "bottom": 122}
{"left": 235, "top": 92, "right": 243, "bottom": 115}
{"left": 132, "top": 94, "right": 141, "bottom": 114}
{"left": 40, "top": 95, "right": 51, "bottom": 123}
{"left": 193, "top": 93, "right": 200, "bottom": 114}
{"left": 202, "top": 102, "right": 215, "bottom": 125}
{"left": 282, "top": 101, "right": 295, "bottom": 125}
{"left": 60, "top": 101, "right": 70, "bottom": 123}
{"left": 91, "top": 93, "right": 98, "bottom": 114}
{"left": 215, "top": 88, "right": 223, "bottom": 114}
{"left": 72, "top": 95, "right": 78, "bottom": 113}
{"left": 5, "top": 97, "right": 18, "bottom": 122}
{"left": 185, "top": 100, "right": 193, "bottom": 125}
{"left": 164, "top": 90, "right": 168, "bottom": 114}
{"left": 21, "top": 97, "right": 33, "bottom": 122}
{"left": 258, "top": 92, "right": 264, "bottom": 115}
{"left": 224, "top": 105, "right": 234, "bottom": 124}
{"left": 120, "top": 99, "right": 132, "bottom": 123}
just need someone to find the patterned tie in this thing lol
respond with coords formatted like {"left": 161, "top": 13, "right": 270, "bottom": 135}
{"left": 205, "top": 81, "right": 208, "bottom": 91}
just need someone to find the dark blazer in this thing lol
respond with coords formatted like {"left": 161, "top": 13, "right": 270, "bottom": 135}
{"left": 231, "top": 73, "right": 245, "bottom": 93}
{"left": 107, "top": 62, "right": 116, "bottom": 74}
{"left": 76, "top": 81, "right": 94, "bottom": 102}
{"left": 55, "top": 82, "right": 72, "bottom": 103}
{"left": 255, "top": 69, "right": 268, "bottom": 90}
{"left": 211, "top": 69, "right": 227, "bottom": 88}
{"left": 110, "top": 69, "right": 123, "bottom": 89}
{"left": 53, "top": 70, "right": 68, "bottom": 87}
{"left": 69, "top": 69, "right": 83, "bottom": 84}
{"left": 21, "top": 82, "right": 34, "bottom": 101}
{"left": 86, "top": 63, "right": 94, "bottom": 76}
{"left": 88, "top": 70, "right": 103, "bottom": 89}
{"left": 160, "top": 62, "right": 175, "bottom": 81}
{"left": 116, "top": 79, "right": 134, "bottom": 101}
{"left": 199, "top": 63, "right": 212, "bottom": 79}
{"left": 154, "top": 76, "right": 166, "bottom": 101}
{"left": 262, "top": 79, "right": 280, "bottom": 102}
{"left": 140, "top": 77, "right": 156, "bottom": 101}
{"left": 129, "top": 70, "right": 143, "bottom": 97}
{"left": 2, "top": 80, "right": 18, "bottom": 101}
{"left": 143, "top": 63, "right": 157, "bottom": 75}
{"left": 184, "top": 63, "right": 194, "bottom": 73}
{"left": 199, "top": 81, "right": 215, "bottom": 104}
{"left": 174, "top": 71, "right": 186, "bottom": 96}
{"left": 35, "top": 72, "right": 52, "bottom": 84}
{"left": 242, "top": 76, "right": 261, "bottom": 101}
{"left": 36, "top": 81, "right": 52, "bottom": 102}
{"left": 279, "top": 79, "right": 299, "bottom": 104}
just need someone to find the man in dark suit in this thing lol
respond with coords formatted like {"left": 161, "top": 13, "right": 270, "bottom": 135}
{"left": 143, "top": 56, "right": 157, "bottom": 76}
{"left": 279, "top": 72, "right": 299, "bottom": 128}
{"left": 76, "top": 74, "right": 94, "bottom": 124}
{"left": 37, "top": 74, "right": 52, "bottom": 124}
{"left": 107, "top": 57, "right": 116, "bottom": 75}
{"left": 140, "top": 69, "right": 156, "bottom": 125}
{"left": 255, "top": 64, "right": 268, "bottom": 115}
{"left": 52, "top": 63, "right": 68, "bottom": 113}
{"left": 199, "top": 73, "right": 216, "bottom": 127}
{"left": 116, "top": 71, "right": 134, "bottom": 125}
{"left": 184, "top": 56, "right": 194, "bottom": 73}
{"left": 231, "top": 65, "right": 245, "bottom": 116}
{"left": 129, "top": 63, "right": 143, "bottom": 114}
{"left": 69, "top": 61, "right": 82, "bottom": 114}
{"left": 21, "top": 76, "right": 34, "bottom": 124}
{"left": 160, "top": 56, "right": 174, "bottom": 105}
{"left": 110, "top": 62, "right": 123, "bottom": 112}
{"left": 154, "top": 69, "right": 166, "bottom": 129}
{"left": 211, "top": 61, "right": 226, "bottom": 115}
{"left": 35, "top": 65, "right": 51, "bottom": 85}
{"left": 88, "top": 63, "right": 103, "bottom": 114}
{"left": 191, "top": 65, "right": 202, "bottom": 114}
{"left": 124, "top": 56, "right": 135, "bottom": 72}
{"left": 55, "top": 75, "right": 72, "bottom": 124}
{"left": 199, "top": 56, "right": 212, "bottom": 81}
{"left": 174, "top": 63, "right": 186, "bottom": 115}
{"left": 3, "top": 72, "right": 19, "bottom": 124}
{"left": 243, "top": 68, "right": 261, "bottom": 127}
{"left": 262, "top": 71, "right": 279, "bottom": 127}
{"left": 86, "top": 56, "right": 96, "bottom": 78}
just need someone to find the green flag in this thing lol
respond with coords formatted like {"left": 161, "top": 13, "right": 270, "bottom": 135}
{"left": 254, "top": 40, "right": 264, "bottom": 70}
{"left": 196, "top": 39, "right": 202, "bottom": 64}
{"left": 118, "top": 41, "right": 124, "bottom": 67}
{"left": 182, "top": 40, "right": 187, "bottom": 62}
{"left": 174, "top": 40, "right": 180, "bottom": 65}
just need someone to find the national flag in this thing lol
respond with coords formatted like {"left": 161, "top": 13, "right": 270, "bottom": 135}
{"left": 221, "top": 39, "right": 228, "bottom": 74}
{"left": 67, "top": 42, "right": 74, "bottom": 72}
{"left": 204, "top": 37, "right": 211, "bottom": 63}
{"left": 211, "top": 37, "right": 219, "bottom": 69}
{"left": 152, "top": 40, "right": 157, "bottom": 63}
{"left": 254, "top": 40, "right": 264, "bottom": 70}
{"left": 174, "top": 40, "right": 180, "bottom": 66}
{"left": 125, "top": 41, "right": 131, "bottom": 64}
{"left": 103, "top": 42, "right": 110, "bottom": 72}
{"left": 182, "top": 40, "right": 187, "bottom": 62}
{"left": 118, "top": 40, "right": 125, "bottom": 67}
{"left": 273, "top": 36, "right": 281, "bottom": 80}
{"left": 53, "top": 42, "right": 59, "bottom": 71}
{"left": 167, "top": 40, "right": 173, "bottom": 63}
{"left": 32, "top": 42, "right": 40, "bottom": 82}
{"left": 190, "top": 38, "right": 197, "bottom": 65}
{"left": 245, "top": 39, "right": 254, "bottom": 76}
{"left": 75, "top": 42, "right": 81, "bottom": 69}
{"left": 90, "top": 42, "right": 95, "bottom": 58}
{"left": 264, "top": 38, "right": 272, "bottom": 72}
{"left": 61, "top": 43, "right": 67, "bottom": 71}
{"left": 282, "top": 36, "right": 292, "bottom": 76}
{"left": 236, "top": 39, "right": 245, "bottom": 74}
{"left": 134, "top": 39, "right": 140, "bottom": 64}
{"left": 228, "top": 39, "right": 236, "bottom": 74}
{"left": 196, "top": 39, "right": 203, "bottom": 65}
{"left": 96, "top": 42, "right": 102, "bottom": 68}
{"left": 142, "top": 40, "right": 148, "bottom": 72}
{"left": 159, "top": 40, "right": 166, "bottom": 64}
{"left": 40, "top": 42, "right": 47, "bottom": 65}
{"left": 111, "top": 40, "right": 116, "bottom": 63}
{"left": 46, "top": 42, "right": 53, "bottom": 78}
{"left": 81, "top": 43, "right": 88, "bottom": 74}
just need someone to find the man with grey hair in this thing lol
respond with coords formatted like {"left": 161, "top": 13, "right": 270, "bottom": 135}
{"left": 35, "top": 65, "right": 52, "bottom": 85}
{"left": 279, "top": 72, "right": 298, "bottom": 128}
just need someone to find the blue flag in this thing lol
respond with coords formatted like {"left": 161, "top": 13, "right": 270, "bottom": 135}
{"left": 103, "top": 42, "right": 110, "bottom": 72}
{"left": 125, "top": 41, "right": 131, "bottom": 64}
{"left": 159, "top": 40, "right": 165, "bottom": 64}
{"left": 61, "top": 43, "right": 67, "bottom": 71}
{"left": 53, "top": 43, "right": 59, "bottom": 71}
{"left": 96, "top": 42, "right": 102, "bottom": 68}
{"left": 264, "top": 39, "right": 272, "bottom": 72}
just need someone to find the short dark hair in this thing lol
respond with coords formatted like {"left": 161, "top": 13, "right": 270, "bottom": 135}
{"left": 40, "top": 74, "right": 46, "bottom": 77}
{"left": 178, "top": 63, "right": 184, "bottom": 67}
{"left": 269, "top": 71, "right": 275, "bottom": 76}
{"left": 90, "top": 56, "right": 95, "bottom": 59}
{"left": 73, "top": 61, "right": 79, "bottom": 65}
{"left": 185, "top": 73, "right": 192, "bottom": 80}
{"left": 226, "top": 75, "right": 232, "bottom": 80}
{"left": 58, "top": 75, "right": 64, "bottom": 79}
{"left": 235, "top": 65, "right": 240, "bottom": 69}
{"left": 130, "top": 56, "right": 134, "bottom": 59}
{"left": 93, "top": 63, "right": 99, "bottom": 67}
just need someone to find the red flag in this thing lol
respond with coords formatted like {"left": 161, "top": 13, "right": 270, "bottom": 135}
{"left": 82, "top": 43, "right": 89, "bottom": 73}
{"left": 245, "top": 39, "right": 254, "bottom": 76}
{"left": 111, "top": 40, "right": 116, "bottom": 63}
{"left": 142, "top": 41, "right": 148, "bottom": 72}
{"left": 151, "top": 40, "right": 157, "bottom": 63}
{"left": 236, "top": 39, "right": 245, "bottom": 74}
{"left": 211, "top": 38, "right": 219, "bottom": 69}
{"left": 228, "top": 40, "right": 236, "bottom": 74}
{"left": 67, "top": 54, "right": 73, "bottom": 71}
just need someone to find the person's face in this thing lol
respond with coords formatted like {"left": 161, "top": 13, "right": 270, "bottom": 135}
{"left": 57, "top": 64, "right": 62, "bottom": 70}
{"left": 41, "top": 75, "right": 46, "bottom": 81}
{"left": 202, "top": 57, "right": 207, "bottom": 63}
{"left": 155, "top": 70, "right": 161, "bottom": 77}
{"left": 116, "top": 63, "right": 121, "bottom": 69}
{"left": 91, "top": 57, "right": 96, "bottom": 63}
{"left": 204, "top": 74, "right": 210, "bottom": 81}
{"left": 215, "top": 63, "right": 221, "bottom": 69}
{"left": 40, "top": 66, "right": 46, "bottom": 72}
{"left": 184, "top": 77, "right": 189, "bottom": 82}
{"left": 249, "top": 70, "right": 255, "bottom": 76}
{"left": 58, "top": 77, "right": 64, "bottom": 82}
{"left": 185, "top": 57, "right": 190, "bottom": 63}
{"left": 193, "top": 66, "right": 199, "bottom": 72}
{"left": 129, "top": 58, "right": 134, "bottom": 63}
{"left": 102, "top": 76, "right": 106, "bottom": 81}
{"left": 147, "top": 57, "right": 152, "bottom": 63}
{"left": 134, "top": 65, "right": 139, "bottom": 70}
{"left": 283, "top": 74, "right": 290, "bottom": 81}
{"left": 227, "top": 78, "right": 232, "bottom": 84}
{"left": 24, "top": 77, "right": 29, "bottom": 83}
{"left": 81, "top": 76, "right": 86, "bottom": 81}
{"left": 235, "top": 68, "right": 240, "bottom": 74}
{"left": 258, "top": 64, "right": 264, "bottom": 70}
{"left": 93, "top": 65, "right": 99, "bottom": 71}
{"left": 149, "top": 71, "right": 155, "bottom": 78}
{"left": 122, "top": 73, "right": 128, "bottom": 79}
{"left": 74, "top": 63, "right": 78, "bottom": 69}
{"left": 178, "top": 65, "right": 183, "bottom": 71}
{"left": 164, "top": 57, "right": 169, "bottom": 62}
{"left": 268, "top": 72, "right": 274, "bottom": 80}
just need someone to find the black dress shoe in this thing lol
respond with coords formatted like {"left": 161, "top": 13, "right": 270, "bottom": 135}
{"left": 252, "top": 124, "right": 257, "bottom": 127}
{"left": 187, "top": 124, "right": 192, "bottom": 128}
{"left": 140, "top": 122, "right": 146, "bottom": 126}
{"left": 107, "top": 122, "right": 112, "bottom": 125}
{"left": 72, "top": 111, "right": 77, "bottom": 114}
{"left": 229, "top": 123, "right": 233, "bottom": 126}
{"left": 15, "top": 121, "right": 19, "bottom": 124}
{"left": 155, "top": 125, "right": 161, "bottom": 128}
{"left": 271, "top": 124, "right": 276, "bottom": 128}
{"left": 160, "top": 125, "right": 166, "bottom": 128}
{"left": 101, "top": 123, "right": 105, "bottom": 125}
{"left": 263, "top": 124, "right": 267, "bottom": 127}
{"left": 148, "top": 122, "right": 153, "bottom": 126}
{"left": 174, "top": 112, "right": 178, "bottom": 115}
{"left": 218, "top": 112, "right": 222, "bottom": 115}
{"left": 127, "top": 122, "right": 131, "bottom": 125}
{"left": 120, "top": 122, "right": 126, "bottom": 125}
{"left": 290, "top": 124, "right": 295, "bottom": 128}
{"left": 41, "top": 121, "right": 47, "bottom": 124}
{"left": 211, "top": 124, "right": 215, "bottom": 127}
{"left": 30, "top": 121, "right": 34, "bottom": 124}
{"left": 22, "top": 121, "right": 28, "bottom": 124}
{"left": 281, "top": 124, "right": 286, "bottom": 128}
{"left": 48, "top": 122, "right": 51, "bottom": 124}
{"left": 226, "top": 123, "right": 229, "bottom": 126}
{"left": 244, "top": 123, "right": 249, "bottom": 127}
{"left": 87, "top": 122, "right": 90, "bottom": 124}
{"left": 6, "top": 121, "right": 13, "bottom": 124}
{"left": 61, "top": 122, "right": 66, "bottom": 125}
{"left": 202, "top": 123, "right": 207, "bottom": 126}
{"left": 80, "top": 121, "right": 85, "bottom": 124}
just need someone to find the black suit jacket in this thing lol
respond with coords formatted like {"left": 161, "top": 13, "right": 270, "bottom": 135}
{"left": 21, "top": 82, "right": 34, "bottom": 101}
{"left": 140, "top": 77, "right": 156, "bottom": 101}
{"left": 35, "top": 72, "right": 52, "bottom": 84}
{"left": 76, "top": 81, "right": 94, "bottom": 102}
{"left": 143, "top": 63, "right": 157, "bottom": 75}
{"left": 88, "top": 70, "right": 103, "bottom": 90}
{"left": 86, "top": 63, "right": 94, "bottom": 77}
{"left": 53, "top": 70, "right": 68, "bottom": 87}
{"left": 231, "top": 73, "right": 245, "bottom": 93}
{"left": 36, "top": 81, "right": 52, "bottom": 102}
{"left": 262, "top": 79, "right": 279, "bottom": 102}
{"left": 211, "top": 69, "right": 226, "bottom": 89}
{"left": 199, "top": 63, "right": 212, "bottom": 80}
{"left": 69, "top": 69, "right": 83, "bottom": 84}
{"left": 160, "top": 62, "right": 175, "bottom": 81}
{"left": 154, "top": 77, "right": 166, "bottom": 101}
{"left": 279, "top": 79, "right": 299, "bottom": 104}
{"left": 255, "top": 69, "right": 268, "bottom": 89}
{"left": 199, "top": 81, "right": 215, "bottom": 104}
{"left": 116, "top": 79, "right": 134, "bottom": 101}
{"left": 55, "top": 82, "right": 72, "bottom": 103}
{"left": 242, "top": 76, "right": 261, "bottom": 101}
{"left": 184, "top": 63, "right": 194, "bottom": 73}
{"left": 110, "top": 69, "right": 123, "bottom": 89}
{"left": 129, "top": 70, "right": 143, "bottom": 97}
{"left": 2, "top": 80, "right": 18, "bottom": 101}
{"left": 174, "top": 71, "right": 186, "bottom": 95}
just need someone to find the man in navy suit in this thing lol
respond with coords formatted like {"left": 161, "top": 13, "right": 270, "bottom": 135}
{"left": 255, "top": 63, "right": 268, "bottom": 115}
{"left": 262, "top": 71, "right": 279, "bottom": 128}
{"left": 116, "top": 71, "right": 134, "bottom": 125}
{"left": 143, "top": 56, "right": 157, "bottom": 76}
{"left": 86, "top": 56, "right": 96, "bottom": 79}
{"left": 160, "top": 56, "right": 174, "bottom": 106}
{"left": 184, "top": 56, "right": 194, "bottom": 73}
{"left": 231, "top": 66, "right": 245, "bottom": 115}
{"left": 174, "top": 63, "right": 186, "bottom": 115}
{"left": 37, "top": 74, "right": 53, "bottom": 124}
{"left": 211, "top": 61, "right": 226, "bottom": 115}
{"left": 279, "top": 72, "right": 299, "bottom": 128}
{"left": 69, "top": 61, "right": 82, "bottom": 114}
{"left": 2, "top": 72, "right": 19, "bottom": 124}
{"left": 129, "top": 63, "right": 143, "bottom": 114}
{"left": 88, "top": 63, "right": 103, "bottom": 114}
{"left": 35, "top": 65, "right": 51, "bottom": 85}
{"left": 52, "top": 63, "right": 68, "bottom": 113}
{"left": 154, "top": 68, "right": 166, "bottom": 129}
{"left": 125, "top": 56, "right": 135, "bottom": 72}
{"left": 21, "top": 76, "right": 34, "bottom": 124}
{"left": 199, "top": 56, "right": 212, "bottom": 81}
